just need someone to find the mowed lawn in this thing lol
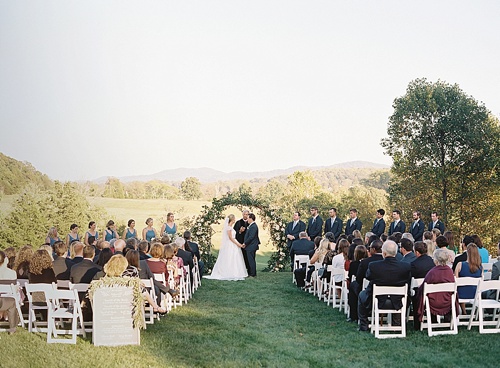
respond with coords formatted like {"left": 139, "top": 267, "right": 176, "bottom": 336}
{"left": 1, "top": 271, "right": 498, "bottom": 368}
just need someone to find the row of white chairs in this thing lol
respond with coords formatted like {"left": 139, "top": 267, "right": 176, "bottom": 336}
{"left": 292, "top": 255, "right": 500, "bottom": 338}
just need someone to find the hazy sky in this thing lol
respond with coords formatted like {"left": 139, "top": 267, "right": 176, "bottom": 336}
{"left": 1, "top": 1, "right": 499, "bottom": 181}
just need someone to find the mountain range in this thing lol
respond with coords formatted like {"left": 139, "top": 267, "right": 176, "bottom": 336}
{"left": 93, "top": 161, "right": 390, "bottom": 183}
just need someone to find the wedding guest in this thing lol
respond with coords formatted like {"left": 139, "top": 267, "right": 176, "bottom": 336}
{"left": 70, "top": 245, "right": 101, "bottom": 283}
{"left": 184, "top": 230, "right": 204, "bottom": 275}
{"left": 65, "top": 224, "right": 80, "bottom": 247}
{"left": 143, "top": 218, "right": 158, "bottom": 242}
{"left": 96, "top": 248, "right": 113, "bottom": 269}
{"left": 347, "top": 245, "right": 368, "bottom": 322}
{"left": 443, "top": 231, "right": 456, "bottom": 254}
{"left": 436, "top": 235, "right": 455, "bottom": 265}
{"left": 415, "top": 248, "right": 458, "bottom": 329}
{"left": 122, "top": 219, "right": 138, "bottom": 240}
{"left": 39, "top": 244, "right": 54, "bottom": 261}
{"left": 345, "top": 208, "right": 362, "bottom": 236}
{"left": 71, "top": 241, "right": 84, "bottom": 264}
{"left": 175, "top": 237, "right": 194, "bottom": 283}
{"left": 295, "top": 238, "right": 329, "bottom": 288}
{"left": 428, "top": 212, "right": 445, "bottom": 233}
{"left": 52, "top": 241, "right": 74, "bottom": 280}
{"left": 471, "top": 234, "right": 489, "bottom": 263}
{"left": 161, "top": 213, "right": 177, "bottom": 237}
{"left": 0, "top": 251, "right": 16, "bottom": 281}
{"left": 146, "top": 242, "right": 168, "bottom": 280}
{"left": 400, "top": 238, "right": 416, "bottom": 263}
{"left": 84, "top": 221, "right": 99, "bottom": 246}
{"left": 411, "top": 242, "right": 435, "bottom": 279}
{"left": 331, "top": 239, "right": 349, "bottom": 298}
{"left": 290, "top": 232, "right": 315, "bottom": 271}
{"left": 452, "top": 235, "right": 474, "bottom": 271}
{"left": 431, "top": 228, "right": 441, "bottom": 240}
{"left": 3, "top": 247, "right": 16, "bottom": 270}
{"left": 164, "top": 244, "right": 181, "bottom": 290}
{"left": 102, "top": 220, "right": 119, "bottom": 242}
{"left": 424, "top": 239, "right": 436, "bottom": 258}
{"left": 138, "top": 241, "right": 151, "bottom": 260}
{"left": 13, "top": 245, "right": 34, "bottom": 279}
{"left": 455, "top": 243, "right": 482, "bottom": 314}
{"left": 29, "top": 249, "right": 56, "bottom": 284}
{"left": 45, "top": 227, "right": 61, "bottom": 247}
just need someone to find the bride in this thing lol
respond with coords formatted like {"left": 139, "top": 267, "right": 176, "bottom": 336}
{"left": 205, "top": 214, "right": 248, "bottom": 280}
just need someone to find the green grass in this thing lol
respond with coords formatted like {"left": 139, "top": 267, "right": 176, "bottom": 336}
{"left": 1, "top": 271, "right": 497, "bottom": 368}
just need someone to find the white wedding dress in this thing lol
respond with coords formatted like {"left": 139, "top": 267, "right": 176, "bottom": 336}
{"left": 205, "top": 219, "right": 248, "bottom": 281}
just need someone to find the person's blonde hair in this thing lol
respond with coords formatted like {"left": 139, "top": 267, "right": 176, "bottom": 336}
{"left": 104, "top": 255, "right": 128, "bottom": 277}
{"left": 228, "top": 214, "right": 235, "bottom": 223}
{"left": 39, "top": 244, "right": 54, "bottom": 261}
{"left": 425, "top": 240, "right": 435, "bottom": 256}
{"left": 150, "top": 243, "right": 164, "bottom": 258}
{"left": 47, "top": 227, "right": 58, "bottom": 238}
{"left": 352, "top": 230, "right": 362, "bottom": 240}
{"left": 164, "top": 244, "right": 174, "bottom": 259}
{"left": 29, "top": 249, "right": 53, "bottom": 275}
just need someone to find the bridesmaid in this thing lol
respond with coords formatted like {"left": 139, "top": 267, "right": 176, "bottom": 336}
{"left": 84, "top": 221, "right": 99, "bottom": 246}
{"left": 66, "top": 224, "right": 80, "bottom": 247}
{"left": 142, "top": 218, "right": 158, "bottom": 242}
{"left": 102, "top": 220, "right": 119, "bottom": 242}
{"left": 161, "top": 212, "right": 177, "bottom": 237}
{"left": 45, "top": 227, "right": 61, "bottom": 246}
{"left": 122, "top": 219, "right": 138, "bottom": 240}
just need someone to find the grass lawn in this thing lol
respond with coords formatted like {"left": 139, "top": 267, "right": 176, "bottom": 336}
{"left": 1, "top": 269, "right": 497, "bottom": 368}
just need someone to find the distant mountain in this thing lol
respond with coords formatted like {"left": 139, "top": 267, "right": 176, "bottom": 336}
{"left": 93, "top": 161, "right": 389, "bottom": 184}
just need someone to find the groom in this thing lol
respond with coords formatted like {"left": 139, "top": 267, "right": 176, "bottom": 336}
{"left": 242, "top": 213, "right": 260, "bottom": 277}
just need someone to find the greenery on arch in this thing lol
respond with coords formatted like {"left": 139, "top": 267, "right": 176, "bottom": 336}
{"left": 190, "top": 191, "right": 289, "bottom": 273}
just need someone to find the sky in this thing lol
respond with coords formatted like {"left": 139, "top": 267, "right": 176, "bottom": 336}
{"left": 1, "top": 1, "right": 499, "bottom": 181}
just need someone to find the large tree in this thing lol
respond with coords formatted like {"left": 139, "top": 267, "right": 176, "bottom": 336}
{"left": 181, "top": 177, "right": 202, "bottom": 200}
{"left": 382, "top": 79, "right": 500, "bottom": 244}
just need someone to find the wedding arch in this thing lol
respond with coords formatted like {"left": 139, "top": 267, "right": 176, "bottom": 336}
{"left": 190, "top": 191, "right": 289, "bottom": 273}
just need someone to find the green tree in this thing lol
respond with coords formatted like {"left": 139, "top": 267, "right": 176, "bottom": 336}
{"left": 181, "top": 177, "right": 202, "bottom": 200}
{"left": 103, "top": 177, "right": 125, "bottom": 198}
{"left": 382, "top": 78, "right": 500, "bottom": 244}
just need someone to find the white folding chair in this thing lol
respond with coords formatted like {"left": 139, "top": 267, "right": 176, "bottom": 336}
{"left": 371, "top": 284, "right": 408, "bottom": 339}
{"left": 141, "top": 278, "right": 158, "bottom": 324}
{"left": 56, "top": 280, "right": 71, "bottom": 289}
{"left": 25, "top": 283, "right": 56, "bottom": 332}
{"left": 455, "top": 276, "right": 481, "bottom": 326}
{"left": 153, "top": 273, "right": 173, "bottom": 312}
{"left": 326, "top": 268, "right": 346, "bottom": 310}
{"left": 468, "top": 279, "right": 500, "bottom": 334}
{"left": 407, "top": 277, "right": 424, "bottom": 321}
{"left": 317, "top": 264, "right": 332, "bottom": 301}
{"left": 292, "top": 255, "right": 309, "bottom": 284}
{"left": 420, "top": 282, "right": 458, "bottom": 336}
{"left": 183, "top": 265, "right": 192, "bottom": 301}
{"left": 46, "top": 288, "right": 86, "bottom": 344}
{"left": 483, "top": 263, "right": 494, "bottom": 281}
{"left": 0, "top": 283, "right": 25, "bottom": 330}
{"left": 193, "top": 257, "right": 201, "bottom": 290}
{"left": 310, "top": 262, "right": 321, "bottom": 295}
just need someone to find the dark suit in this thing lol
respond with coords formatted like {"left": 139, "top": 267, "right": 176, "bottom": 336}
{"left": 307, "top": 216, "right": 323, "bottom": 240}
{"left": 388, "top": 220, "right": 406, "bottom": 235}
{"left": 371, "top": 218, "right": 386, "bottom": 238}
{"left": 289, "top": 238, "right": 315, "bottom": 271}
{"left": 177, "top": 248, "right": 194, "bottom": 286}
{"left": 285, "top": 220, "right": 306, "bottom": 250}
{"left": 358, "top": 257, "right": 411, "bottom": 330}
{"left": 234, "top": 219, "right": 249, "bottom": 271}
{"left": 345, "top": 218, "right": 362, "bottom": 236}
{"left": 70, "top": 259, "right": 102, "bottom": 284}
{"left": 324, "top": 217, "right": 343, "bottom": 239}
{"left": 243, "top": 222, "right": 260, "bottom": 277}
{"left": 410, "top": 254, "right": 435, "bottom": 279}
{"left": 401, "top": 252, "right": 417, "bottom": 264}
{"left": 52, "top": 256, "right": 74, "bottom": 280}
{"left": 187, "top": 240, "right": 204, "bottom": 275}
{"left": 428, "top": 220, "right": 445, "bottom": 234}
{"left": 409, "top": 219, "right": 425, "bottom": 242}
{"left": 355, "top": 253, "right": 384, "bottom": 294}
{"left": 452, "top": 252, "right": 467, "bottom": 272}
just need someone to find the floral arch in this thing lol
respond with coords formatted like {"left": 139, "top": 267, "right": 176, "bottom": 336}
{"left": 190, "top": 191, "right": 289, "bottom": 272}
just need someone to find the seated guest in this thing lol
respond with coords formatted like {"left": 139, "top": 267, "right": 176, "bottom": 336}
{"left": 13, "top": 245, "right": 34, "bottom": 279}
{"left": 411, "top": 242, "right": 435, "bottom": 279}
{"left": 355, "top": 240, "right": 384, "bottom": 294}
{"left": 71, "top": 241, "right": 84, "bottom": 264}
{"left": 452, "top": 235, "right": 474, "bottom": 271}
{"left": 471, "top": 234, "right": 489, "bottom": 263}
{"left": 52, "top": 241, "right": 74, "bottom": 280}
{"left": 348, "top": 238, "right": 365, "bottom": 262}
{"left": 0, "top": 251, "right": 16, "bottom": 281}
{"left": 289, "top": 232, "right": 315, "bottom": 271}
{"left": 331, "top": 239, "right": 349, "bottom": 297}
{"left": 358, "top": 240, "right": 411, "bottom": 332}
{"left": 164, "top": 245, "right": 181, "bottom": 290}
{"left": 113, "top": 239, "right": 126, "bottom": 256}
{"left": 146, "top": 242, "right": 168, "bottom": 281}
{"left": 415, "top": 249, "right": 458, "bottom": 329}
{"left": 138, "top": 241, "right": 151, "bottom": 260}
{"left": 455, "top": 243, "right": 482, "bottom": 314}
{"left": 400, "top": 238, "right": 416, "bottom": 263}
{"left": 184, "top": 231, "right": 204, "bottom": 276}
{"left": 0, "top": 252, "right": 19, "bottom": 333}
{"left": 443, "top": 231, "right": 456, "bottom": 254}
{"left": 70, "top": 245, "right": 101, "bottom": 284}
{"left": 425, "top": 239, "right": 436, "bottom": 258}
{"left": 294, "top": 238, "right": 329, "bottom": 288}
{"left": 103, "top": 254, "right": 166, "bottom": 314}
{"left": 175, "top": 237, "right": 194, "bottom": 273}
{"left": 3, "top": 248, "right": 16, "bottom": 270}
{"left": 29, "top": 249, "right": 56, "bottom": 284}
{"left": 435, "top": 235, "right": 455, "bottom": 265}
{"left": 347, "top": 245, "right": 368, "bottom": 322}
{"left": 93, "top": 248, "right": 114, "bottom": 279}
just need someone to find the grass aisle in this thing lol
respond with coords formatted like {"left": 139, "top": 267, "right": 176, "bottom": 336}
{"left": 1, "top": 272, "right": 497, "bottom": 367}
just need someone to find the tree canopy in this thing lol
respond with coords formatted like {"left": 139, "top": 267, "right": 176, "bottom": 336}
{"left": 382, "top": 78, "right": 500, "bottom": 242}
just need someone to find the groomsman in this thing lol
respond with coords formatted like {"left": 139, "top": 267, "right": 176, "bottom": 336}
{"left": 388, "top": 209, "right": 406, "bottom": 236}
{"left": 428, "top": 212, "right": 445, "bottom": 234}
{"left": 285, "top": 212, "right": 306, "bottom": 250}
{"left": 324, "top": 207, "right": 343, "bottom": 239}
{"left": 306, "top": 206, "right": 323, "bottom": 241}
{"left": 410, "top": 211, "right": 425, "bottom": 242}
{"left": 345, "top": 208, "right": 362, "bottom": 236}
{"left": 371, "top": 209, "right": 386, "bottom": 238}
